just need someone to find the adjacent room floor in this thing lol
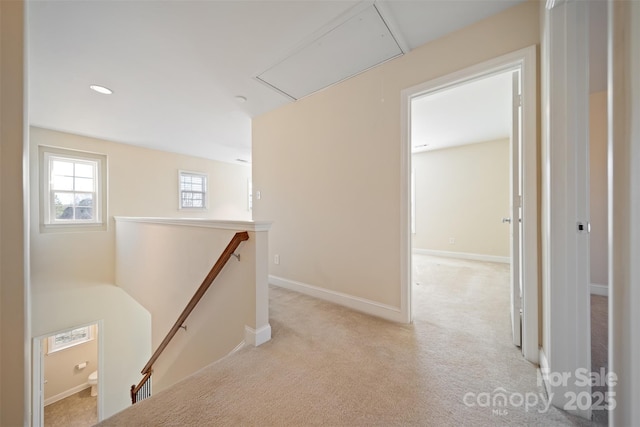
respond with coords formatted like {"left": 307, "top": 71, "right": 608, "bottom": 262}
{"left": 44, "top": 387, "right": 97, "bottom": 427}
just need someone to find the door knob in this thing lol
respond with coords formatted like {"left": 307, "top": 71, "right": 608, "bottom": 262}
{"left": 502, "top": 217, "right": 512, "bottom": 223}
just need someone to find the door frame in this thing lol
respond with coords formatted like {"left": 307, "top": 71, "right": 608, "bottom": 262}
{"left": 609, "top": 0, "right": 640, "bottom": 423}
{"left": 540, "top": 0, "right": 592, "bottom": 419}
{"left": 400, "top": 45, "right": 539, "bottom": 364}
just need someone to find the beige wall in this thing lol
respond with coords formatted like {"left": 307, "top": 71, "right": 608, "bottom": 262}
{"left": 253, "top": 1, "right": 539, "bottom": 309}
{"left": 30, "top": 126, "right": 251, "bottom": 288}
{"left": 412, "top": 139, "right": 510, "bottom": 257}
{"left": 43, "top": 326, "right": 98, "bottom": 402}
{"left": 0, "top": 0, "right": 28, "bottom": 424}
{"left": 589, "top": 91, "right": 608, "bottom": 286}
{"left": 115, "top": 219, "right": 269, "bottom": 393}
{"left": 29, "top": 127, "right": 252, "bottom": 418}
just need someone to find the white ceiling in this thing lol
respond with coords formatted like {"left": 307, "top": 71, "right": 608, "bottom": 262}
{"left": 411, "top": 71, "right": 513, "bottom": 153}
{"left": 28, "top": 0, "right": 530, "bottom": 164}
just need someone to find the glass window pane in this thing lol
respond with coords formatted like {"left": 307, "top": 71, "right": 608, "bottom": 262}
{"left": 52, "top": 175, "right": 73, "bottom": 191}
{"left": 54, "top": 192, "right": 74, "bottom": 205}
{"left": 56, "top": 205, "right": 74, "bottom": 219}
{"left": 51, "top": 160, "right": 73, "bottom": 177}
{"left": 75, "top": 193, "right": 93, "bottom": 206}
{"left": 45, "top": 151, "right": 103, "bottom": 225}
{"left": 75, "top": 177, "right": 94, "bottom": 192}
{"left": 49, "top": 326, "right": 92, "bottom": 353}
{"left": 75, "top": 163, "right": 94, "bottom": 178}
{"left": 75, "top": 207, "right": 93, "bottom": 220}
{"left": 179, "top": 172, "right": 207, "bottom": 209}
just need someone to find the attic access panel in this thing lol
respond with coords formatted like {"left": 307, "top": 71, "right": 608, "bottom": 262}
{"left": 257, "top": 5, "right": 403, "bottom": 100}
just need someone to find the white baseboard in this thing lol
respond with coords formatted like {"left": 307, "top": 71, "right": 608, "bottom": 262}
{"left": 412, "top": 248, "right": 510, "bottom": 264}
{"left": 44, "top": 383, "right": 90, "bottom": 406}
{"left": 230, "top": 341, "right": 245, "bottom": 354}
{"left": 269, "top": 275, "right": 405, "bottom": 323}
{"left": 245, "top": 324, "right": 271, "bottom": 347}
{"left": 590, "top": 283, "right": 608, "bottom": 296}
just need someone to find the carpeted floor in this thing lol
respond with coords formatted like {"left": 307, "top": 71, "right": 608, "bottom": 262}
{"left": 591, "top": 295, "right": 608, "bottom": 426}
{"left": 99, "top": 256, "right": 599, "bottom": 426}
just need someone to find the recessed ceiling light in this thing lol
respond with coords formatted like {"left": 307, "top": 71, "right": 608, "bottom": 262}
{"left": 90, "top": 84, "right": 113, "bottom": 95}
{"left": 235, "top": 96, "right": 247, "bottom": 103}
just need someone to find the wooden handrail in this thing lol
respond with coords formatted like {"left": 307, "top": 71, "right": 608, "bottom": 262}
{"left": 138, "top": 231, "right": 249, "bottom": 379}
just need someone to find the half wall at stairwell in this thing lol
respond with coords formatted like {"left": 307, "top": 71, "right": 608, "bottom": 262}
{"left": 115, "top": 217, "right": 272, "bottom": 394}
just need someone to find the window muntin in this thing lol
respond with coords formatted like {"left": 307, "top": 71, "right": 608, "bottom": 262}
{"left": 179, "top": 171, "right": 208, "bottom": 209}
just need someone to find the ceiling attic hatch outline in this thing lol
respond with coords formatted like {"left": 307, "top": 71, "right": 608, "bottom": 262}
{"left": 256, "top": 2, "right": 405, "bottom": 101}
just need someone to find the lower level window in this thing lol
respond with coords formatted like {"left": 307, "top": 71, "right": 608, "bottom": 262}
{"left": 47, "top": 326, "right": 94, "bottom": 354}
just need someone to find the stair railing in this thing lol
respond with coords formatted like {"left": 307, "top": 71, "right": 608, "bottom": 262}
{"left": 130, "top": 231, "right": 250, "bottom": 404}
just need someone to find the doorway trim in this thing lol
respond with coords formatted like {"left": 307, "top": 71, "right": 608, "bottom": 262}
{"left": 400, "top": 45, "right": 538, "bottom": 364}
{"left": 32, "top": 320, "right": 104, "bottom": 426}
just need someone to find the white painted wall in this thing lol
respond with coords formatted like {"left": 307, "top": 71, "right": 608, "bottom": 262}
{"left": 115, "top": 218, "right": 271, "bottom": 393}
{"left": 412, "top": 139, "right": 510, "bottom": 259}
{"left": 253, "top": 1, "right": 539, "bottom": 319}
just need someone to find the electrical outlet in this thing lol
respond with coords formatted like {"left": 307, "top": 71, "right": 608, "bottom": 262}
{"left": 274, "top": 254, "right": 280, "bottom": 265}
{"left": 449, "top": 237, "right": 455, "bottom": 244}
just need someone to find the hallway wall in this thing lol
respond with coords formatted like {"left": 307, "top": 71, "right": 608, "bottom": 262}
{"left": 253, "top": 0, "right": 539, "bottom": 316}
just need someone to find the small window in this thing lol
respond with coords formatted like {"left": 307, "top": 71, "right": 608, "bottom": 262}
{"left": 179, "top": 170, "right": 208, "bottom": 209}
{"left": 40, "top": 146, "right": 107, "bottom": 231}
{"left": 47, "top": 326, "right": 94, "bottom": 354}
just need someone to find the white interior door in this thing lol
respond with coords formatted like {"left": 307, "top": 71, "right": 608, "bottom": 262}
{"left": 509, "top": 69, "right": 522, "bottom": 348}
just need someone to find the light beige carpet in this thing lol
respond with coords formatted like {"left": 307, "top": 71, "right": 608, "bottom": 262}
{"left": 99, "top": 256, "right": 597, "bottom": 426}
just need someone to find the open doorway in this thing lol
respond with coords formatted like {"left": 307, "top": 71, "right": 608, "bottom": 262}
{"left": 410, "top": 69, "right": 516, "bottom": 349}
{"left": 400, "top": 46, "right": 538, "bottom": 363}
{"left": 33, "top": 322, "right": 102, "bottom": 427}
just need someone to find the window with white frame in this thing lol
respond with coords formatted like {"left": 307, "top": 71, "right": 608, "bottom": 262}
{"left": 179, "top": 170, "right": 208, "bottom": 209}
{"left": 47, "top": 326, "right": 95, "bottom": 354}
{"left": 41, "top": 147, "right": 107, "bottom": 229}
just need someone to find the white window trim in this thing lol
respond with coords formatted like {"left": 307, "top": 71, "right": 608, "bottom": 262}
{"left": 39, "top": 146, "right": 108, "bottom": 232}
{"left": 178, "top": 170, "right": 209, "bottom": 210}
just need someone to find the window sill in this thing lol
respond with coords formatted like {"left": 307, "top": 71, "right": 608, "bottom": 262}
{"left": 40, "top": 221, "right": 108, "bottom": 234}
